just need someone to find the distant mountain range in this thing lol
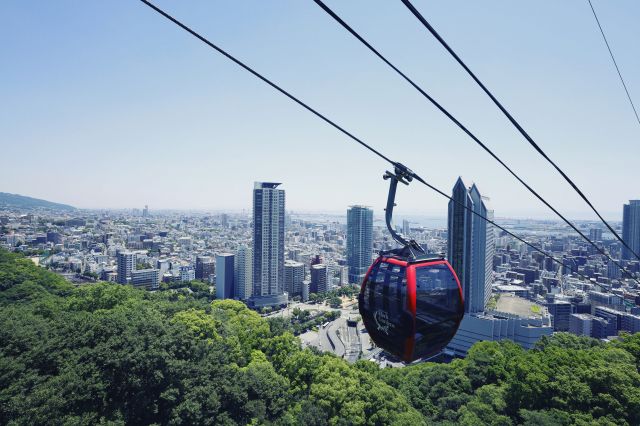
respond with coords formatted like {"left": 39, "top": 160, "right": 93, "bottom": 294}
{"left": 0, "top": 192, "right": 76, "bottom": 211}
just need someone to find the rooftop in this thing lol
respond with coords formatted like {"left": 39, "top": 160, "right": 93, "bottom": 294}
{"left": 495, "top": 293, "right": 544, "bottom": 318}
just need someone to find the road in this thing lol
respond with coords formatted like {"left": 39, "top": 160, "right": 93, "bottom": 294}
{"left": 341, "top": 321, "right": 360, "bottom": 363}
{"left": 293, "top": 301, "right": 364, "bottom": 363}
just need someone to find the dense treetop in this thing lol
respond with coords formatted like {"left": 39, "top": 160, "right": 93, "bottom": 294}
{"left": 1, "top": 248, "right": 639, "bottom": 425}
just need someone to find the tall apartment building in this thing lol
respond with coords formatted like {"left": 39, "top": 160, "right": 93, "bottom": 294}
{"left": 234, "top": 245, "right": 253, "bottom": 300}
{"left": 347, "top": 205, "right": 373, "bottom": 284}
{"left": 117, "top": 251, "right": 136, "bottom": 284}
{"left": 285, "top": 260, "right": 305, "bottom": 298}
{"left": 310, "top": 263, "right": 330, "bottom": 294}
{"left": 250, "top": 182, "right": 287, "bottom": 308}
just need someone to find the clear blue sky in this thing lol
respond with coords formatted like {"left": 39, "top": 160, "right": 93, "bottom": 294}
{"left": 1, "top": 1, "right": 638, "bottom": 220}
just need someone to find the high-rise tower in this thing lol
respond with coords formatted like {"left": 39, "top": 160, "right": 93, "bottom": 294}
{"left": 447, "top": 178, "right": 495, "bottom": 313}
{"left": 250, "top": 182, "right": 287, "bottom": 308}
{"left": 347, "top": 205, "right": 373, "bottom": 284}
{"left": 117, "top": 251, "right": 136, "bottom": 284}
{"left": 216, "top": 253, "right": 235, "bottom": 300}
{"left": 622, "top": 200, "right": 640, "bottom": 261}
{"left": 234, "top": 245, "right": 253, "bottom": 300}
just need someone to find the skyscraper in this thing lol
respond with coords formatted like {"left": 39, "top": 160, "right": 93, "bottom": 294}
{"left": 250, "top": 182, "right": 287, "bottom": 308}
{"left": 347, "top": 205, "right": 373, "bottom": 284}
{"left": 117, "top": 251, "right": 136, "bottom": 284}
{"left": 234, "top": 245, "right": 253, "bottom": 300}
{"left": 447, "top": 178, "right": 495, "bottom": 314}
{"left": 402, "top": 219, "right": 410, "bottom": 237}
{"left": 622, "top": 200, "right": 640, "bottom": 260}
{"left": 216, "top": 253, "right": 235, "bottom": 300}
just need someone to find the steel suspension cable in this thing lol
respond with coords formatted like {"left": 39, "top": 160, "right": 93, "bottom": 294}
{"left": 138, "top": 0, "right": 394, "bottom": 167}
{"left": 138, "top": 0, "right": 635, "bottom": 285}
{"left": 400, "top": 0, "right": 640, "bottom": 263}
{"left": 588, "top": 0, "right": 640, "bottom": 127}
{"left": 311, "top": 0, "right": 637, "bottom": 280}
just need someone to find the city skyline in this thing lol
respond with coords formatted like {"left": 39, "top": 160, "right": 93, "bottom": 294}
{"left": 2, "top": 2, "right": 640, "bottom": 422}
{"left": 1, "top": 1, "right": 639, "bottom": 219}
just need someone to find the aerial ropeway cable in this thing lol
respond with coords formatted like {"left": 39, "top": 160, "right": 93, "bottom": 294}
{"left": 399, "top": 0, "right": 640, "bottom": 263}
{"left": 587, "top": 0, "right": 640, "bottom": 128}
{"left": 137, "top": 0, "right": 638, "bottom": 287}
{"left": 311, "top": 0, "right": 638, "bottom": 280}
{"left": 137, "top": 0, "right": 635, "bottom": 359}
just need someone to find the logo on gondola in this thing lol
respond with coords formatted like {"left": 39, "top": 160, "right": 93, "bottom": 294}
{"left": 373, "top": 310, "right": 393, "bottom": 335}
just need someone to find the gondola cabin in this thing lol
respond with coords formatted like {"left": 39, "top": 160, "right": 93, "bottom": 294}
{"left": 359, "top": 254, "right": 464, "bottom": 363}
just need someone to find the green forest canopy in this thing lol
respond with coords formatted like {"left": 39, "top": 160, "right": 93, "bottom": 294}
{"left": 1, "top": 248, "right": 640, "bottom": 425}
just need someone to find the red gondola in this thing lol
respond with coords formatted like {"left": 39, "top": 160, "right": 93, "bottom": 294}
{"left": 358, "top": 164, "right": 464, "bottom": 362}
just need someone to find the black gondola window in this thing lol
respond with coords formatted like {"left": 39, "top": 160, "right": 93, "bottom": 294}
{"left": 413, "top": 263, "right": 462, "bottom": 358}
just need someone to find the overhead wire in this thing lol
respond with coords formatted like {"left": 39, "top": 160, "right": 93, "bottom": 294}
{"left": 588, "top": 0, "right": 640, "bottom": 127}
{"left": 311, "top": 0, "right": 638, "bottom": 280}
{"left": 399, "top": 0, "right": 640, "bottom": 263}
{"left": 137, "top": 0, "right": 632, "bottom": 285}
{"left": 138, "top": 0, "right": 393, "bottom": 167}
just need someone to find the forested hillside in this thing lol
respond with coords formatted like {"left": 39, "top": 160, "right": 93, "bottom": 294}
{"left": 0, "top": 192, "right": 75, "bottom": 211}
{"left": 1, "top": 249, "right": 640, "bottom": 425}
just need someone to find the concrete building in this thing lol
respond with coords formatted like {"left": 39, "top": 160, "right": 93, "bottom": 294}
{"left": 250, "top": 182, "right": 287, "bottom": 308}
{"left": 234, "top": 246, "right": 253, "bottom": 300}
{"left": 179, "top": 265, "right": 195, "bottom": 283}
{"left": 447, "top": 294, "right": 552, "bottom": 356}
{"left": 402, "top": 219, "right": 410, "bottom": 237}
{"left": 347, "top": 205, "right": 373, "bottom": 284}
{"left": 117, "top": 251, "right": 136, "bottom": 284}
{"left": 546, "top": 300, "right": 572, "bottom": 331}
{"left": 622, "top": 313, "right": 640, "bottom": 333}
{"left": 622, "top": 200, "right": 640, "bottom": 260}
{"left": 594, "top": 305, "right": 625, "bottom": 331}
{"left": 311, "top": 263, "right": 330, "bottom": 294}
{"left": 131, "top": 268, "right": 160, "bottom": 290}
{"left": 570, "top": 313, "right": 593, "bottom": 336}
{"left": 607, "top": 260, "right": 622, "bottom": 279}
{"left": 589, "top": 290, "right": 624, "bottom": 307}
{"left": 46, "top": 231, "right": 63, "bottom": 245}
{"left": 591, "top": 316, "right": 616, "bottom": 339}
{"left": 195, "top": 255, "right": 215, "bottom": 281}
{"left": 338, "top": 265, "right": 349, "bottom": 286}
{"left": 447, "top": 311, "right": 552, "bottom": 356}
{"left": 448, "top": 178, "right": 495, "bottom": 313}
{"left": 285, "top": 260, "right": 305, "bottom": 298}
{"left": 216, "top": 253, "right": 235, "bottom": 300}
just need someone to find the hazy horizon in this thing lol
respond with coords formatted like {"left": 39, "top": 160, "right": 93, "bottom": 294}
{"left": 2, "top": 1, "right": 638, "bottom": 221}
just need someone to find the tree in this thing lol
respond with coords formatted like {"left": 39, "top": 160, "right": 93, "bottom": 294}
{"left": 4, "top": 248, "right": 640, "bottom": 426}
{"left": 328, "top": 296, "right": 342, "bottom": 309}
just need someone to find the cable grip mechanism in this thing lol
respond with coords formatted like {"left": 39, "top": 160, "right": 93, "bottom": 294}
{"left": 383, "top": 163, "right": 425, "bottom": 258}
